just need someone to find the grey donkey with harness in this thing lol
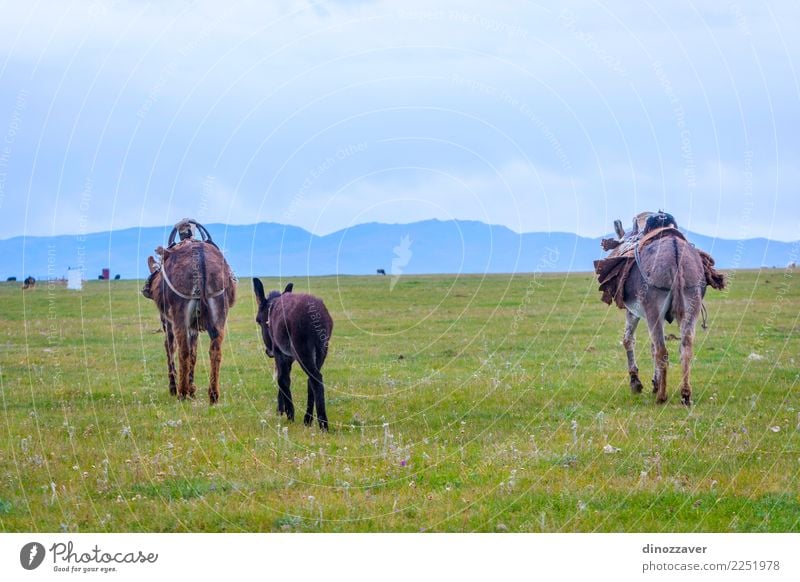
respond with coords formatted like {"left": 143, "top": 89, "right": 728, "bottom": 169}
{"left": 596, "top": 212, "right": 726, "bottom": 405}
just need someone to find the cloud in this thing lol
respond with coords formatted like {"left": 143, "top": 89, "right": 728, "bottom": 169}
{"left": 0, "top": 0, "right": 797, "bottom": 241}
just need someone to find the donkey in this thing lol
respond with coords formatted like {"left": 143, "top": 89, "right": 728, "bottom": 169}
{"left": 144, "top": 223, "right": 236, "bottom": 403}
{"left": 253, "top": 278, "right": 333, "bottom": 430}
{"left": 621, "top": 213, "right": 715, "bottom": 405}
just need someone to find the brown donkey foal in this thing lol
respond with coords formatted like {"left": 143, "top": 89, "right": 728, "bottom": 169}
{"left": 253, "top": 279, "right": 333, "bottom": 430}
{"left": 143, "top": 220, "right": 236, "bottom": 403}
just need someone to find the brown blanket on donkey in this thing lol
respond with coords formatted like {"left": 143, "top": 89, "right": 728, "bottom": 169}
{"left": 594, "top": 224, "right": 726, "bottom": 309}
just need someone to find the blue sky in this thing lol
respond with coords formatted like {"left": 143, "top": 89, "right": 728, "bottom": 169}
{"left": 0, "top": 0, "right": 797, "bottom": 241}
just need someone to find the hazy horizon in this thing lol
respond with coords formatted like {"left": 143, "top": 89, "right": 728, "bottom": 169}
{"left": 3, "top": 216, "right": 799, "bottom": 244}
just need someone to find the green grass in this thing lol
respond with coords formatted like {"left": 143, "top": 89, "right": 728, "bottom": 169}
{"left": 0, "top": 270, "right": 798, "bottom": 532}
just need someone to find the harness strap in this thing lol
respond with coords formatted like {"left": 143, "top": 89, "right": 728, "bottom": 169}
{"left": 633, "top": 242, "right": 662, "bottom": 290}
{"left": 160, "top": 263, "right": 227, "bottom": 300}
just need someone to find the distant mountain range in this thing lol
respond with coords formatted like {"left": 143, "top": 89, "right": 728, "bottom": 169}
{"left": 1, "top": 220, "right": 796, "bottom": 280}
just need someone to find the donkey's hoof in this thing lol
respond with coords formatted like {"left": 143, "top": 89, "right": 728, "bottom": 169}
{"left": 169, "top": 384, "right": 177, "bottom": 396}
{"left": 681, "top": 394, "right": 692, "bottom": 406}
{"left": 188, "top": 385, "right": 197, "bottom": 398}
{"left": 630, "top": 376, "right": 644, "bottom": 394}
{"left": 303, "top": 413, "right": 314, "bottom": 426}
{"left": 651, "top": 379, "right": 658, "bottom": 394}
{"left": 655, "top": 394, "right": 668, "bottom": 404}
{"left": 318, "top": 418, "right": 329, "bottom": 432}
{"left": 209, "top": 391, "right": 219, "bottom": 405}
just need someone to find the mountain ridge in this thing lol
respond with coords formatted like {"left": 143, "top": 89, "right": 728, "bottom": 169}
{"left": 1, "top": 220, "right": 796, "bottom": 280}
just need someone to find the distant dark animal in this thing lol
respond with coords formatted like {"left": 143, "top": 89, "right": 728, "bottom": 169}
{"left": 98, "top": 275, "right": 104, "bottom": 280}
{"left": 253, "top": 278, "right": 333, "bottom": 430}
{"left": 143, "top": 220, "right": 236, "bottom": 403}
{"left": 377, "top": 269, "right": 386, "bottom": 275}
{"left": 114, "top": 274, "right": 121, "bottom": 280}
{"left": 22, "top": 276, "right": 35, "bottom": 289}
{"left": 6, "top": 276, "right": 16, "bottom": 282}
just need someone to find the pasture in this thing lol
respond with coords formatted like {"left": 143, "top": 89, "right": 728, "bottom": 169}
{"left": 0, "top": 270, "right": 798, "bottom": 532}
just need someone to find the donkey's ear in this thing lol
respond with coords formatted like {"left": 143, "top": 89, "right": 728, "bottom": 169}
{"left": 147, "top": 256, "right": 158, "bottom": 274}
{"left": 253, "top": 277, "right": 266, "bottom": 302}
{"left": 283, "top": 282, "right": 294, "bottom": 294}
{"left": 613, "top": 220, "right": 625, "bottom": 239}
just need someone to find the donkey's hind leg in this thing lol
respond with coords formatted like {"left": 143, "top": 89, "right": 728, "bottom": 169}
{"left": 679, "top": 326, "right": 695, "bottom": 406}
{"left": 304, "top": 372, "right": 329, "bottom": 431}
{"left": 646, "top": 315, "right": 669, "bottom": 403}
{"left": 305, "top": 372, "right": 328, "bottom": 431}
{"left": 187, "top": 328, "right": 198, "bottom": 398}
{"left": 678, "top": 299, "right": 700, "bottom": 406}
{"left": 304, "top": 378, "right": 315, "bottom": 427}
{"left": 162, "top": 315, "right": 177, "bottom": 396}
{"left": 623, "top": 310, "right": 643, "bottom": 393}
{"left": 302, "top": 347, "right": 328, "bottom": 431}
{"left": 174, "top": 327, "right": 194, "bottom": 400}
{"left": 207, "top": 326, "right": 225, "bottom": 404}
{"left": 276, "top": 353, "right": 295, "bottom": 421}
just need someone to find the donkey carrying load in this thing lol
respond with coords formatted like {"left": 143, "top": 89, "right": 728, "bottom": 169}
{"left": 594, "top": 212, "right": 726, "bottom": 405}
{"left": 143, "top": 219, "right": 237, "bottom": 403}
{"left": 252, "top": 279, "right": 333, "bottom": 430}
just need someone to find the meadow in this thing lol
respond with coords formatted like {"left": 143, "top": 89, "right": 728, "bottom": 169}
{"left": 0, "top": 270, "right": 798, "bottom": 532}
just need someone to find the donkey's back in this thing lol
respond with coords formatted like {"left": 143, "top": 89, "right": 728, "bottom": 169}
{"left": 271, "top": 293, "right": 333, "bottom": 365}
{"left": 624, "top": 235, "right": 705, "bottom": 323}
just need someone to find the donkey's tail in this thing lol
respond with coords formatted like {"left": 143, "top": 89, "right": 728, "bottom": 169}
{"left": 671, "top": 236, "right": 686, "bottom": 322}
{"left": 295, "top": 348, "right": 323, "bottom": 383}
{"left": 197, "top": 242, "right": 208, "bottom": 303}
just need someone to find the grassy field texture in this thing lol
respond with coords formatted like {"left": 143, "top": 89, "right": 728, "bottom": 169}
{"left": 0, "top": 269, "right": 798, "bottom": 532}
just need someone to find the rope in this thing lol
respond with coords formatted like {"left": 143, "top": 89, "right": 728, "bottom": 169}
{"left": 266, "top": 299, "right": 274, "bottom": 328}
{"left": 633, "top": 241, "right": 663, "bottom": 290}
{"left": 160, "top": 261, "right": 227, "bottom": 300}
